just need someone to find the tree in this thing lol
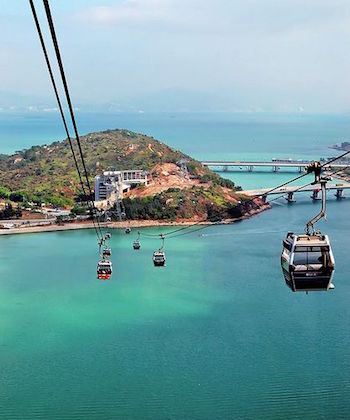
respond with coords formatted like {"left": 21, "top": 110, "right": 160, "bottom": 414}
{"left": 0, "top": 204, "right": 21, "bottom": 219}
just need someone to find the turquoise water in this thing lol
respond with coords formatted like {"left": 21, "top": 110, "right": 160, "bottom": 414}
{"left": 1, "top": 199, "right": 350, "bottom": 419}
{"left": 2, "top": 111, "right": 349, "bottom": 191}
{"left": 1, "top": 113, "right": 350, "bottom": 418}
{"left": 2, "top": 112, "right": 350, "bottom": 160}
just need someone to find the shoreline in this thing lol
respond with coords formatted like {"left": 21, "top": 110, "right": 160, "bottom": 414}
{"left": 0, "top": 204, "right": 270, "bottom": 236}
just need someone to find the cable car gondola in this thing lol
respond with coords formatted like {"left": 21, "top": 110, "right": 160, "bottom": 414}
{"left": 97, "top": 260, "right": 113, "bottom": 280}
{"left": 153, "top": 235, "right": 166, "bottom": 266}
{"left": 281, "top": 163, "right": 335, "bottom": 292}
{"left": 133, "top": 232, "right": 141, "bottom": 250}
{"left": 153, "top": 250, "right": 166, "bottom": 266}
{"left": 281, "top": 232, "right": 335, "bottom": 292}
{"left": 102, "top": 246, "right": 112, "bottom": 259}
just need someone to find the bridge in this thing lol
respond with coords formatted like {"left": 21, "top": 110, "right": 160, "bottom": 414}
{"left": 201, "top": 159, "right": 349, "bottom": 172}
{"left": 242, "top": 183, "right": 350, "bottom": 202}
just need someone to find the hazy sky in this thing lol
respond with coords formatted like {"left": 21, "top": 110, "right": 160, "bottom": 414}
{"left": 1, "top": 0, "right": 350, "bottom": 112}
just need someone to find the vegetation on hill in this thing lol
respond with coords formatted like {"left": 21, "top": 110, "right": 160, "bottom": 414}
{"left": 0, "top": 129, "right": 263, "bottom": 220}
{"left": 122, "top": 187, "right": 257, "bottom": 222}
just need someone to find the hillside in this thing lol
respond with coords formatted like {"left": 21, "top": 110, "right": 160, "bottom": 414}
{"left": 0, "top": 129, "right": 265, "bottom": 221}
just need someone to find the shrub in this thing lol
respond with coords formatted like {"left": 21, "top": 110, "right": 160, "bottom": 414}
{"left": 0, "top": 186, "right": 10, "bottom": 199}
{"left": 9, "top": 191, "right": 25, "bottom": 202}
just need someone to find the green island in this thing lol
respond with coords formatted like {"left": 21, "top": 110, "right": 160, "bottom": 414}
{"left": 0, "top": 129, "right": 267, "bottom": 223}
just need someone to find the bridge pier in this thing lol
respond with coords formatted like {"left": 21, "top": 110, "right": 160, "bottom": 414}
{"left": 273, "top": 166, "right": 279, "bottom": 172}
{"left": 335, "top": 188, "right": 345, "bottom": 199}
{"left": 286, "top": 192, "right": 296, "bottom": 203}
{"left": 311, "top": 189, "right": 321, "bottom": 201}
{"left": 248, "top": 166, "right": 253, "bottom": 172}
{"left": 223, "top": 166, "right": 228, "bottom": 172}
{"left": 298, "top": 166, "right": 303, "bottom": 173}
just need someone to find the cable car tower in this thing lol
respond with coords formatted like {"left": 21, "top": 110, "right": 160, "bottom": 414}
{"left": 281, "top": 162, "right": 335, "bottom": 292}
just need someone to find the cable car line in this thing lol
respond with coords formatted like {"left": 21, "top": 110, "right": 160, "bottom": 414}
{"left": 268, "top": 165, "right": 350, "bottom": 204}
{"left": 43, "top": 0, "right": 94, "bottom": 203}
{"left": 29, "top": 0, "right": 102, "bottom": 241}
{"left": 137, "top": 219, "right": 207, "bottom": 238}
{"left": 42, "top": 0, "right": 104, "bottom": 240}
{"left": 166, "top": 224, "right": 211, "bottom": 239}
{"left": 254, "top": 152, "right": 350, "bottom": 200}
{"left": 29, "top": 0, "right": 85, "bottom": 196}
{"left": 139, "top": 223, "right": 211, "bottom": 240}
{"left": 30, "top": 0, "right": 104, "bottom": 242}
{"left": 30, "top": 1, "right": 113, "bottom": 280}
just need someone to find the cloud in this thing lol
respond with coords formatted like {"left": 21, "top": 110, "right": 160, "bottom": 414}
{"left": 2, "top": 0, "right": 350, "bottom": 112}
{"left": 77, "top": 0, "right": 173, "bottom": 25}
{"left": 43, "top": 107, "right": 59, "bottom": 112}
{"left": 75, "top": 0, "right": 350, "bottom": 36}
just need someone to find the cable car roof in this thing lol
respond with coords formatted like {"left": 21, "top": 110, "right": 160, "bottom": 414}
{"left": 285, "top": 232, "right": 330, "bottom": 247}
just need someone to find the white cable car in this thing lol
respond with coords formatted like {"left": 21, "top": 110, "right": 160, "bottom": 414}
{"left": 281, "top": 163, "right": 335, "bottom": 292}
{"left": 133, "top": 232, "right": 141, "bottom": 250}
{"left": 153, "top": 235, "right": 166, "bottom": 266}
{"left": 153, "top": 250, "right": 166, "bottom": 267}
{"left": 97, "top": 259, "right": 113, "bottom": 280}
{"left": 281, "top": 232, "right": 335, "bottom": 292}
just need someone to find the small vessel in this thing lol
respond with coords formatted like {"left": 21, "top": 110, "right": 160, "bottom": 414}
{"left": 125, "top": 227, "right": 131, "bottom": 234}
{"left": 97, "top": 259, "right": 113, "bottom": 280}
{"left": 133, "top": 240, "right": 141, "bottom": 250}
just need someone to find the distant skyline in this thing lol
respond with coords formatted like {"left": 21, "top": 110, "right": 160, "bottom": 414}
{"left": 1, "top": 0, "right": 350, "bottom": 113}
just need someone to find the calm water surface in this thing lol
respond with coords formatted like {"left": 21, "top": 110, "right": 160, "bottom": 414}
{"left": 1, "top": 113, "right": 350, "bottom": 418}
{"left": 0, "top": 198, "right": 350, "bottom": 419}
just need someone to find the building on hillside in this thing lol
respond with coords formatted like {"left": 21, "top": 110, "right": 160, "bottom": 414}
{"left": 94, "top": 170, "right": 148, "bottom": 206}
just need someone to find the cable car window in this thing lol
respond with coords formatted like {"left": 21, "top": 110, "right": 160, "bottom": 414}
{"left": 293, "top": 249, "right": 330, "bottom": 266}
{"left": 283, "top": 240, "right": 292, "bottom": 251}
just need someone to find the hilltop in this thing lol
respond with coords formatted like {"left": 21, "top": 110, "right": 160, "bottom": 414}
{"left": 0, "top": 129, "right": 266, "bottom": 222}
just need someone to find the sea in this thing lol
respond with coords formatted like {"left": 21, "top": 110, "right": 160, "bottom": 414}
{"left": 1, "top": 111, "right": 350, "bottom": 419}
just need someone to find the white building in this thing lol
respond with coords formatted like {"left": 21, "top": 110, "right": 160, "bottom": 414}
{"left": 94, "top": 170, "right": 148, "bottom": 206}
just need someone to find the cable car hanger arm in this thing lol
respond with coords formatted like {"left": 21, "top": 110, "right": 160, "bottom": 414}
{"left": 305, "top": 162, "right": 329, "bottom": 235}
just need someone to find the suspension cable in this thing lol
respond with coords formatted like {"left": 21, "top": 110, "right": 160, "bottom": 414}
{"left": 43, "top": 0, "right": 95, "bottom": 205}
{"left": 166, "top": 224, "right": 212, "bottom": 239}
{"left": 267, "top": 165, "right": 350, "bottom": 204}
{"left": 256, "top": 153, "right": 350, "bottom": 200}
{"left": 29, "top": 0, "right": 103, "bottom": 241}
{"left": 42, "top": 0, "right": 104, "bottom": 239}
{"left": 138, "top": 219, "right": 208, "bottom": 238}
